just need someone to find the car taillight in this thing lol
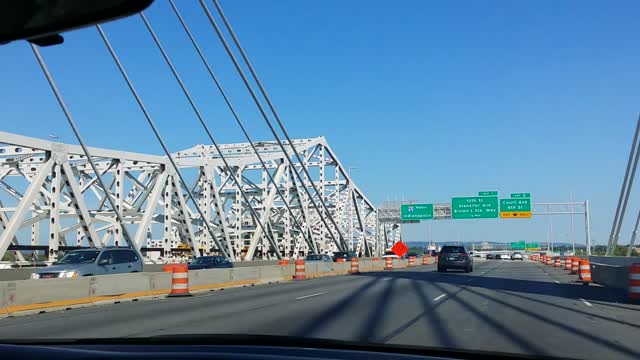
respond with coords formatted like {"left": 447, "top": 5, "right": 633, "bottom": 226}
{"left": 461, "top": 253, "right": 468, "bottom": 257}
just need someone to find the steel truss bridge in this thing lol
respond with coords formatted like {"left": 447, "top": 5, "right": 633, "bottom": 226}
{"left": 0, "top": 131, "right": 381, "bottom": 264}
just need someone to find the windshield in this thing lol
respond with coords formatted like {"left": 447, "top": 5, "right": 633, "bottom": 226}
{"left": 441, "top": 246, "right": 465, "bottom": 254}
{"left": 0, "top": 2, "right": 638, "bottom": 360}
{"left": 55, "top": 251, "right": 99, "bottom": 265}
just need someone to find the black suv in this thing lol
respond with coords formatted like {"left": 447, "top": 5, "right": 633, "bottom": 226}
{"left": 437, "top": 246, "right": 473, "bottom": 273}
{"left": 332, "top": 251, "right": 357, "bottom": 262}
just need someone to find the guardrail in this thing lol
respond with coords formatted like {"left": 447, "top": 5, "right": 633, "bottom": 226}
{"left": 0, "top": 258, "right": 418, "bottom": 317}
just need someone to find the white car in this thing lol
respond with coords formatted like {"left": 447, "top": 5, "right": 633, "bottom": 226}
{"left": 511, "top": 252, "right": 524, "bottom": 261}
{"left": 499, "top": 254, "right": 511, "bottom": 260}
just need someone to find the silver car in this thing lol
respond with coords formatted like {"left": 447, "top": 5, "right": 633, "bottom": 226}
{"left": 31, "top": 248, "right": 142, "bottom": 279}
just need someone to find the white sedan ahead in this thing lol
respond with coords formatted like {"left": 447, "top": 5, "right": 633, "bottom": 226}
{"left": 511, "top": 253, "right": 524, "bottom": 260}
{"left": 499, "top": 254, "right": 511, "bottom": 260}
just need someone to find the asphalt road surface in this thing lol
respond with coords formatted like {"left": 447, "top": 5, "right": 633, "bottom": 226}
{"left": 0, "top": 260, "right": 638, "bottom": 359}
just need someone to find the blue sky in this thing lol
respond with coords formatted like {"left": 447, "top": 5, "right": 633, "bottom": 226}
{"left": 2, "top": 0, "right": 640, "bottom": 246}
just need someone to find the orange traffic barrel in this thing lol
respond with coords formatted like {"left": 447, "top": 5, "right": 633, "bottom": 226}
{"left": 579, "top": 259, "right": 592, "bottom": 284}
{"left": 408, "top": 256, "right": 416, "bottom": 267}
{"left": 385, "top": 257, "right": 393, "bottom": 270}
{"left": 546, "top": 256, "right": 552, "bottom": 266}
{"left": 628, "top": 263, "right": 640, "bottom": 300}
{"left": 278, "top": 260, "right": 289, "bottom": 266}
{"left": 164, "top": 263, "right": 191, "bottom": 297}
{"left": 350, "top": 257, "right": 359, "bottom": 274}
{"left": 422, "top": 256, "right": 428, "bottom": 265}
{"left": 571, "top": 258, "right": 580, "bottom": 274}
{"left": 564, "top": 257, "right": 572, "bottom": 271}
{"left": 372, "top": 257, "right": 380, "bottom": 261}
{"left": 294, "top": 259, "right": 306, "bottom": 280}
{"left": 336, "top": 258, "right": 346, "bottom": 263}
{"left": 554, "top": 257, "right": 561, "bottom": 267}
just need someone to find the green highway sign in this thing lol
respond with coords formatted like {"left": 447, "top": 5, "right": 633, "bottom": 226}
{"left": 479, "top": 191, "right": 498, "bottom": 196}
{"left": 511, "top": 193, "right": 531, "bottom": 199}
{"left": 511, "top": 241, "right": 539, "bottom": 250}
{"left": 500, "top": 198, "right": 531, "bottom": 218}
{"left": 526, "top": 242, "right": 540, "bottom": 250}
{"left": 401, "top": 204, "right": 434, "bottom": 221}
{"left": 500, "top": 198, "right": 531, "bottom": 212}
{"left": 451, "top": 196, "right": 499, "bottom": 219}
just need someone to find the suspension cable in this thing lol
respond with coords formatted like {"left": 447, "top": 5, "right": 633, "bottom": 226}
{"left": 137, "top": 12, "right": 283, "bottom": 260}
{"left": 30, "top": 44, "right": 138, "bottom": 255}
{"left": 199, "top": 0, "right": 347, "bottom": 251}
{"left": 211, "top": 0, "right": 348, "bottom": 251}
{"left": 95, "top": 24, "right": 230, "bottom": 259}
{"left": 168, "top": 0, "right": 317, "bottom": 255}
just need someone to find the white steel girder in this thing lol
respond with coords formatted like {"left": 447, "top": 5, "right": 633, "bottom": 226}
{"left": 0, "top": 132, "right": 380, "bottom": 263}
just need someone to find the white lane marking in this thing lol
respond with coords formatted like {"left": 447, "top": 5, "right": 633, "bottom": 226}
{"left": 554, "top": 280, "right": 560, "bottom": 284}
{"left": 580, "top": 298, "right": 593, "bottom": 307}
{"left": 433, "top": 294, "right": 447, "bottom": 301}
{"left": 296, "top": 292, "right": 327, "bottom": 300}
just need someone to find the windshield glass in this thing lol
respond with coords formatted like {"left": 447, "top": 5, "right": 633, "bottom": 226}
{"left": 441, "top": 246, "right": 465, "bottom": 254}
{"left": 56, "top": 251, "right": 99, "bottom": 265}
{"left": 0, "top": 2, "right": 638, "bottom": 360}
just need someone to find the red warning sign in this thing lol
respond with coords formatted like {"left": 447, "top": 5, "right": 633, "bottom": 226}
{"left": 391, "top": 242, "right": 409, "bottom": 257}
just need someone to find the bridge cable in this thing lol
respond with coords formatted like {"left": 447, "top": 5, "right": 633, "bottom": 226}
{"left": 210, "top": 0, "right": 349, "bottom": 252}
{"left": 29, "top": 44, "right": 139, "bottom": 255}
{"left": 136, "top": 12, "right": 283, "bottom": 260}
{"left": 168, "top": 0, "right": 318, "bottom": 255}
{"left": 606, "top": 116, "right": 640, "bottom": 255}
{"left": 199, "top": 0, "right": 348, "bottom": 252}
{"left": 95, "top": 24, "right": 230, "bottom": 260}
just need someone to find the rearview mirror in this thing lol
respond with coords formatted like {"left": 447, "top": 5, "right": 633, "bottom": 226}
{"left": 0, "top": 0, "right": 154, "bottom": 46}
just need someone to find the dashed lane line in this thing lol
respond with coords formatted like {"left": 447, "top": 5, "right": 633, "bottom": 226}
{"left": 295, "top": 292, "right": 327, "bottom": 300}
{"left": 433, "top": 294, "right": 447, "bottom": 302}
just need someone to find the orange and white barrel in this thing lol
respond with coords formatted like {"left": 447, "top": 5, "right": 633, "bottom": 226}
{"left": 385, "top": 257, "right": 393, "bottom": 270}
{"left": 571, "top": 258, "right": 580, "bottom": 274}
{"left": 579, "top": 259, "right": 592, "bottom": 283}
{"left": 372, "top": 257, "right": 380, "bottom": 261}
{"left": 278, "top": 260, "right": 289, "bottom": 266}
{"left": 408, "top": 256, "right": 416, "bottom": 267}
{"left": 294, "top": 259, "right": 306, "bottom": 280}
{"left": 336, "top": 258, "right": 346, "bottom": 263}
{"left": 554, "top": 257, "right": 561, "bottom": 267}
{"left": 564, "top": 257, "right": 572, "bottom": 271}
{"left": 163, "top": 263, "right": 191, "bottom": 297}
{"left": 350, "top": 257, "right": 359, "bottom": 274}
{"left": 422, "top": 256, "right": 428, "bottom": 265}
{"left": 546, "top": 256, "right": 552, "bottom": 266}
{"left": 628, "top": 263, "right": 640, "bottom": 300}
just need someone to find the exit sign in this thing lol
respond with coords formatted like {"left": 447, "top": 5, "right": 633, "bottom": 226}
{"left": 479, "top": 191, "right": 498, "bottom": 197}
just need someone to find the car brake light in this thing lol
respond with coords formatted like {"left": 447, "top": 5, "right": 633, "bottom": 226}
{"left": 461, "top": 253, "right": 468, "bottom": 257}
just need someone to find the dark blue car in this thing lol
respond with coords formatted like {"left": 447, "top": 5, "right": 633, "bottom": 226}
{"left": 187, "top": 256, "right": 233, "bottom": 270}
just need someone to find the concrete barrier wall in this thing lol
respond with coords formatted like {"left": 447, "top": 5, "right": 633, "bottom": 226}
{"left": 588, "top": 256, "right": 639, "bottom": 290}
{"left": 590, "top": 263, "right": 629, "bottom": 290}
{"left": 0, "top": 258, "right": 426, "bottom": 316}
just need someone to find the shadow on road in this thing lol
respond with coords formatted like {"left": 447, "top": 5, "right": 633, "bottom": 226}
{"left": 360, "top": 268, "right": 628, "bottom": 303}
